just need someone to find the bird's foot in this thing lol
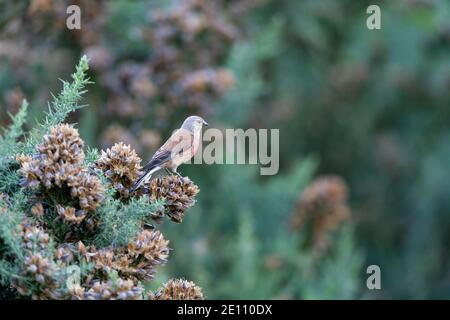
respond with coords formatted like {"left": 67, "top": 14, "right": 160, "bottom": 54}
{"left": 166, "top": 167, "right": 183, "bottom": 178}
{"left": 174, "top": 171, "right": 183, "bottom": 178}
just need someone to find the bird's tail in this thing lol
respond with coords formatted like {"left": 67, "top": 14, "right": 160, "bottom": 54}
{"left": 130, "top": 166, "right": 160, "bottom": 193}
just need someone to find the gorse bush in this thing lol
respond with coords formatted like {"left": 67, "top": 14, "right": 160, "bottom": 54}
{"left": 0, "top": 56, "right": 203, "bottom": 300}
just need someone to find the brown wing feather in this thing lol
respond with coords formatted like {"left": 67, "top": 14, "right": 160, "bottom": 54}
{"left": 142, "top": 128, "right": 193, "bottom": 170}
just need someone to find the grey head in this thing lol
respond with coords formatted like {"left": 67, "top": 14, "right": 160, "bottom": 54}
{"left": 181, "top": 115, "right": 208, "bottom": 133}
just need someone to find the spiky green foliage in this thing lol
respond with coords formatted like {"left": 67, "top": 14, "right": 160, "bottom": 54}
{"left": 85, "top": 147, "right": 101, "bottom": 167}
{"left": 23, "top": 55, "right": 91, "bottom": 154}
{"left": 0, "top": 100, "right": 28, "bottom": 192}
{"left": 0, "top": 100, "right": 28, "bottom": 165}
{"left": 0, "top": 192, "right": 27, "bottom": 278}
{"left": 95, "top": 196, "right": 165, "bottom": 247}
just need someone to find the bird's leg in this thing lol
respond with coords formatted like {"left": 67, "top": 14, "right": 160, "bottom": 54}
{"left": 173, "top": 168, "right": 183, "bottom": 178}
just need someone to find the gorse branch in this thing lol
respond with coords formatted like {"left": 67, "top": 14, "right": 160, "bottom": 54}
{"left": 94, "top": 196, "right": 166, "bottom": 247}
{"left": 2, "top": 100, "right": 28, "bottom": 144}
{"left": 23, "top": 55, "right": 91, "bottom": 154}
{"left": 0, "top": 100, "right": 28, "bottom": 168}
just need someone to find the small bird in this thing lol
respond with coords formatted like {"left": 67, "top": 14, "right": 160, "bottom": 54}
{"left": 131, "top": 115, "right": 208, "bottom": 192}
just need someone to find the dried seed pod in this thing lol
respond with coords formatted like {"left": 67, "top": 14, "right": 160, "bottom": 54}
{"left": 37, "top": 124, "right": 85, "bottom": 165}
{"left": 145, "top": 175, "right": 199, "bottom": 223}
{"left": 54, "top": 243, "right": 77, "bottom": 264}
{"left": 150, "top": 278, "right": 204, "bottom": 300}
{"left": 30, "top": 203, "right": 44, "bottom": 219}
{"left": 56, "top": 205, "right": 86, "bottom": 225}
{"left": 127, "top": 229, "right": 170, "bottom": 267}
{"left": 12, "top": 223, "right": 65, "bottom": 300}
{"left": 67, "top": 170, "right": 105, "bottom": 212}
{"left": 96, "top": 142, "right": 142, "bottom": 199}
{"left": 84, "top": 278, "right": 144, "bottom": 300}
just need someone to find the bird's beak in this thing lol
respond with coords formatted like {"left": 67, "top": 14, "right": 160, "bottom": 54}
{"left": 202, "top": 120, "right": 209, "bottom": 126}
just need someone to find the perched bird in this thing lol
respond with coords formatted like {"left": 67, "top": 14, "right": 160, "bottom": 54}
{"left": 131, "top": 115, "right": 208, "bottom": 192}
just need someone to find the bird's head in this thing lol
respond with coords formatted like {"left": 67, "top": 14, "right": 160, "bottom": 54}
{"left": 181, "top": 115, "right": 208, "bottom": 133}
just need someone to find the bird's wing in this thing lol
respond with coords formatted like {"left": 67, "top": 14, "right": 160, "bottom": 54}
{"left": 142, "top": 128, "right": 193, "bottom": 170}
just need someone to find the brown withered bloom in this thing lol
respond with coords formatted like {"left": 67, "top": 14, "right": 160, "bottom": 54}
{"left": 84, "top": 230, "right": 169, "bottom": 283}
{"left": 150, "top": 279, "right": 204, "bottom": 300}
{"left": 54, "top": 243, "right": 77, "bottom": 265}
{"left": 11, "top": 221, "right": 168, "bottom": 299}
{"left": 140, "top": 175, "right": 199, "bottom": 223}
{"left": 21, "top": 253, "right": 62, "bottom": 298}
{"left": 18, "top": 124, "right": 104, "bottom": 229}
{"left": 88, "top": 247, "right": 116, "bottom": 274}
{"left": 17, "top": 154, "right": 46, "bottom": 189}
{"left": 18, "top": 124, "right": 84, "bottom": 190}
{"left": 83, "top": 278, "right": 144, "bottom": 300}
{"left": 68, "top": 169, "right": 105, "bottom": 212}
{"left": 12, "top": 222, "right": 65, "bottom": 300}
{"left": 37, "top": 124, "right": 85, "bottom": 164}
{"left": 30, "top": 202, "right": 44, "bottom": 219}
{"left": 20, "top": 222, "right": 51, "bottom": 251}
{"left": 56, "top": 205, "right": 85, "bottom": 225}
{"left": 291, "top": 175, "right": 351, "bottom": 249}
{"left": 127, "top": 229, "right": 170, "bottom": 267}
{"left": 96, "top": 142, "right": 142, "bottom": 199}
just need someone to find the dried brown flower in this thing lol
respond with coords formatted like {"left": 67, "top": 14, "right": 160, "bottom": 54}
{"left": 84, "top": 230, "right": 169, "bottom": 283}
{"left": 18, "top": 124, "right": 85, "bottom": 190}
{"left": 30, "top": 202, "right": 44, "bottom": 219}
{"left": 291, "top": 175, "right": 351, "bottom": 249}
{"left": 67, "top": 169, "right": 105, "bottom": 212}
{"left": 11, "top": 219, "right": 164, "bottom": 300}
{"left": 96, "top": 142, "right": 142, "bottom": 199}
{"left": 12, "top": 222, "right": 65, "bottom": 300}
{"left": 143, "top": 175, "right": 200, "bottom": 223}
{"left": 56, "top": 205, "right": 85, "bottom": 225}
{"left": 37, "top": 124, "right": 85, "bottom": 164}
{"left": 83, "top": 278, "right": 144, "bottom": 300}
{"left": 127, "top": 229, "right": 170, "bottom": 267}
{"left": 20, "top": 223, "right": 50, "bottom": 251}
{"left": 150, "top": 279, "right": 204, "bottom": 300}
{"left": 18, "top": 124, "right": 104, "bottom": 234}
{"left": 54, "top": 243, "right": 77, "bottom": 265}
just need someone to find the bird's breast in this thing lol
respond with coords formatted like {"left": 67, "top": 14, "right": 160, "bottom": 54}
{"left": 192, "top": 132, "right": 201, "bottom": 155}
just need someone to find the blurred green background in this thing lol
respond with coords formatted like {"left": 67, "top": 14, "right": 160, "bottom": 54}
{"left": 1, "top": 0, "right": 450, "bottom": 299}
